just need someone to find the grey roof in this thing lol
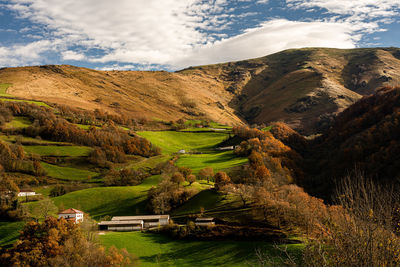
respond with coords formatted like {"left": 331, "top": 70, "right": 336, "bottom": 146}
{"left": 195, "top": 217, "right": 214, "bottom": 221}
{"left": 112, "top": 215, "right": 170, "bottom": 221}
{"left": 98, "top": 220, "right": 143, "bottom": 225}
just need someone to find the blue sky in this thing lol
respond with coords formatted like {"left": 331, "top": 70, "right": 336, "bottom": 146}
{"left": 0, "top": 0, "right": 399, "bottom": 70}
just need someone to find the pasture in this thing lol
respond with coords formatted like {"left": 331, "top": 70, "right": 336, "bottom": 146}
{"left": 41, "top": 162, "right": 99, "bottom": 182}
{"left": 100, "top": 231, "right": 303, "bottom": 267}
{"left": 24, "top": 145, "right": 92, "bottom": 157}
{"left": 4, "top": 117, "right": 31, "bottom": 129}
{"left": 176, "top": 151, "right": 247, "bottom": 173}
{"left": 137, "top": 131, "right": 228, "bottom": 154}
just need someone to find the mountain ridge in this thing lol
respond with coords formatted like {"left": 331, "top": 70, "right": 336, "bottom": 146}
{"left": 1, "top": 47, "right": 400, "bottom": 133}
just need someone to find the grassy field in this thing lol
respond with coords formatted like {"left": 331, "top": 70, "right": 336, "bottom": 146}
{"left": 0, "top": 221, "right": 25, "bottom": 247}
{"left": 127, "top": 155, "right": 170, "bottom": 170}
{"left": 0, "top": 135, "right": 71, "bottom": 145}
{"left": 41, "top": 162, "right": 100, "bottom": 182}
{"left": 176, "top": 151, "right": 247, "bottom": 173}
{"left": 24, "top": 145, "right": 92, "bottom": 157}
{"left": 50, "top": 175, "right": 163, "bottom": 220}
{"left": 100, "top": 232, "right": 303, "bottom": 266}
{"left": 0, "top": 97, "right": 50, "bottom": 107}
{"left": 0, "top": 83, "right": 12, "bottom": 97}
{"left": 4, "top": 117, "right": 31, "bottom": 129}
{"left": 137, "top": 131, "right": 228, "bottom": 154}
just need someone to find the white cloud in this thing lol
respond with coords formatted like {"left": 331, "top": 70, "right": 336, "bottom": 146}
{"left": 175, "top": 19, "right": 357, "bottom": 68}
{"left": 2, "top": 0, "right": 399, "bottom": 69}
{"left": 0, "top": 40, "right": 55, "bottom": 67}
{"left": 62, "top": 50, "right": 86, "bottom": 61}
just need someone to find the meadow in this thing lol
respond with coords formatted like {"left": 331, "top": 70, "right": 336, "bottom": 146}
{"left": 0, "top": 83, "right": 12, "bottom": 97}
{"left": 176, "top": 151, "right": 247, "bottom": 173}
{"left": 100, "top": 231, "right": 303, "bottom": 267}
{"left": 24, "top": 145, "right": 92, "bottom": 157}
{"left": 41, "top": 162, "right": 100, "bottom": 182}
{"left": 0, "top": 97, "right": 50, "bottom": 107}
{"left": 137, "top": 131, "right": 228, "bottom": 154}
{"left": 4, "top": 117, "right": 31, "bottom": 129}
{"left": 0, "top": 221, "right": 25, "bottom": 247}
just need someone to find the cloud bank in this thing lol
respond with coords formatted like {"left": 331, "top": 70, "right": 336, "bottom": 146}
{"left": 1, "top": 0, "right": 399, "bottom": 69}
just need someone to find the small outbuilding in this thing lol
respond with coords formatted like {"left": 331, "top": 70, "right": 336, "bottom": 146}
{"left": 195, "top": 217, "right": 215, "bottom": 226}
{"left": 58, "top": 208, "right": 84, "bottom": 224}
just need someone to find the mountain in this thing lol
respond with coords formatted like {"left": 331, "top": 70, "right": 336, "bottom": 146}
{"left": 300, "top": 86, "right": 400, "bottom": 199}
{"left": 2, "top": 47, "right": 400, "bottom": 133}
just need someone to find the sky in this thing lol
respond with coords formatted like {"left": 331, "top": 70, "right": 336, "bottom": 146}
{"left": 0, "top": 0, "right": 399, "bottom": 71}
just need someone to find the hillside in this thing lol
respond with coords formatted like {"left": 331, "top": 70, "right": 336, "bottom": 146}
{"left": 1, "top": 47, "right": 400, "bottom": 134}
{"left": 288, "top": 86, "right": 400, "bottom": 199}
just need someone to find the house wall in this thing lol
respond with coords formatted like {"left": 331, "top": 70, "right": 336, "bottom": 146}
{"left": 58, "top": 213, "right": 84, "bottom": 223}
{"left": 18, "top": 192, "right": 36, "bottom": 197}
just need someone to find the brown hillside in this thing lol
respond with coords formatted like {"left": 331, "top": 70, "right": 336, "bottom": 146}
{"left": 181, "top": 47, "right": 400, "bottom": 134}
{"left": 0, "top": 65, "right": 242, "bottom": 126}
{"left": 1, "top": 47, "right": 400, "bottom": 133}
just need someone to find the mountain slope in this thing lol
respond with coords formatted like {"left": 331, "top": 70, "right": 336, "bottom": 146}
{"left": 181, "top": 47, "right": 400, "bottom": 134}
{"left": 1, "top": 47, "right": 400, "bottom": 133}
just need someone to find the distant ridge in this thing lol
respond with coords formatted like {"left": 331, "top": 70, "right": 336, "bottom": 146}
{"left": 1, "top": 47, "right": 400, "bottom": 133}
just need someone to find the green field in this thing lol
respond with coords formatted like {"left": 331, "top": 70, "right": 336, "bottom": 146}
{"left": 100, "top": 232, "right": 303, "bottom": 267}
{"left": 0, "top": 135, "right": 71, "bottom": 145}
{"left": 137, "top": 131, "right": 228, "bottom": 154}
{"left": 0, "top": 83, "right": 12, "bottom": 97}
{"left": 41, "top": 162, "right": 100, "bottom": 181}
{"left": 127, "top": 155, "right": 170, "bottom": 170}
{"left": 0, "top": 97, "right": 50, "bottom": 107}
{"left": 24, "top": 145, "right": 92, "bottom": 157}
{"left": 4, "top": 117, "right": 31, "bottom": 129}
{"left": 0, "top": 221, "right": 25, "bottom": 247}
{"left": 51, "top": 175, "right": 163, "bottom": 220}
{"left": 176, "top": 151, "right": 247, "bottom": 173}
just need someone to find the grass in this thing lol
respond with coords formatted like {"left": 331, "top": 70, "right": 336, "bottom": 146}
{"left": 127, "top": 155, "right": 169, "bottom": 170}
{"left": 4, "top": 117, "right": 32, "bottom": 129}
{"left": 0, "top": 135, "right": 71, "bottom": 145}
{"left": 41, "top": 162, "right": 100, "bottom": 182}
{"left": 0, "top": 221, "right": 25, "bottom": 247}
{"left": 24, "top": 145, "right": 92, "bottom": 157}
{"left": 0, "top": 83, "right": 12, "bottom": 97}
{"left": 50, "top": 175, "right": 163, "bottom": 220}
{"left": 176, "top": 151, "right": 247, "bottom": 173}
{"left": 0, "top": 97, "right": 50, "bottom": 107}
{"left": 262, "top": 126, "right": 272, "bottom": 131}
{"left": 100, "top": 232, "right": 303, "bottom": 267}
{"left": 137, "top": 131, "right": 228, "bottom": 154}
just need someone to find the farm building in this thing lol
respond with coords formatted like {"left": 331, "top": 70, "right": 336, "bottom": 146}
{"left": 195, "top": 217, "right": 215, "bottom": 226}
{"left": 98, "top": 220, "right": 143, "bottom": 231}
{"left": 98, "top": 215, "right": 170, "bottom": 231}
{"left": 18, "top": 190, "right": 38, "bottom": 197}
{"left": 58, "top": 208, "right": 84, "bottom": 223}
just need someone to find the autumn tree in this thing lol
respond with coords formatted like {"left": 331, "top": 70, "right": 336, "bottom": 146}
{"left": 171, "top": 172, "right": 185, "bottom": 186}
{"left": 198, "top": 167, "right": 214, "bottom": 183}
{"left": 187, "top": 174, "right": 196, "bottom": 185}
{"left": 0, "top": 217, "right": 135, "bottom": 267}
{"left": 214, "top": 171, "right": 231, "bottom": 191}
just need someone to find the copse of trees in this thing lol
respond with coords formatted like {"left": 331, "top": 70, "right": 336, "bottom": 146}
{"left": 0, "top": 217, "right": 135, "bottom": 266}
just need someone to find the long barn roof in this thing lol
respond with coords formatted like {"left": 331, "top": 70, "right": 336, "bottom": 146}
{"left": 112, "top": 215, "right": 169, "bottom": 221}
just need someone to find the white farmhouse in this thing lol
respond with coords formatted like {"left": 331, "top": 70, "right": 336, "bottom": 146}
{"left": 58, "top": 208, "right": 84, "bottom": 223}
{"left": 18, "top": 191, "right": 37, "bottom": 197}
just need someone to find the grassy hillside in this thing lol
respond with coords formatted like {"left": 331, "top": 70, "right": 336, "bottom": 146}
{"left": 100, "top": 232, "right": 303, "bottom": 267}
{"left": 41, "top": 162, "right": 100, "bottom": 182}
{"left": 137, "top": 131, "right": 228, "bottom": 154}
{"left": 23, "top": 145, "right": 92, "bottom": 157}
